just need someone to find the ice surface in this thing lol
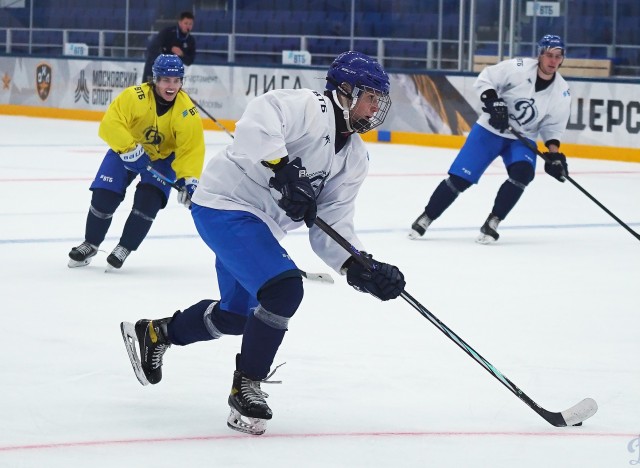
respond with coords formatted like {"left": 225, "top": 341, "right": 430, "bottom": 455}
{"left": 1, "top": 115, "right": 639, "bottom": 467}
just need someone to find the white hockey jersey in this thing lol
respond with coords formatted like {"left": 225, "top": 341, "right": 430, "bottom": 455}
{"left": 474, "top": 57, "right": 571, "bottom": 143}
{"left": 192, "top": 88, "right": 369, "bottom": 273}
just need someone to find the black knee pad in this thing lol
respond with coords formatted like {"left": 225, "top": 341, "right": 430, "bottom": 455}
{"left": 448, "top": 174, "right": 472, "bottom": 193}
{"left": 90, "top": 188, "right": 123, "bottom": 214}
{"left": 257, "top": 275, "right": 304, "bottom": 319}
{"left": 133, "top": 183, "right": 166, "bottom": 216}
{"left": 507, "top": 161, "right": 535, "bottom": 186}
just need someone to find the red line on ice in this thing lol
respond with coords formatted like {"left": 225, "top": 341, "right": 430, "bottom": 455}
{"left": 0, "top": 430, "right": 635, "bottom": 452}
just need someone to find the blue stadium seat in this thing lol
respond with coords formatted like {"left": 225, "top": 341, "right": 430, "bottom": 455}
{"left": 442, "top": 14, "right": 459, "bottom": 39}
{"left": 355, "top": 12, "right": 381, "bottom": 37}
{"left": 305, "top": 0, "right": 327, "bottom": 11}
{"left": 1, "top": 0, "right": 639, "bottom": 75}
{"left": 236, "top": 35, "right": 264, "bottom": 51}
{"left": 617, "top": 17, "right": 640, "bottom": 45}
{"left": 275, "top": 37, "right": 301, "bottom": 52}
{"left": 0, "top": 7, "right": 29, "bottom": 27}
{"left": 268, "top": 0, "right": 293, "bottom": 10}
{"left": 615, "top": 47, "right": 640, "bottom": 67}
{"left": 352, "top": 39, "right": 378, "bottom": 56}
{"left": 560, "top": 47, "right": 591, "bottom": 58}
{"left": 307, "top": 37, "right": 350, "bottom": 57}
{"left": 212, "top": 16, "right": 232, "bottom": 34}
{"left": 475, "top": 44, "right": 499, "bottom": 55}
{"left": 617, "top": 0, "right": 640, "bottom": 16}
{"left": 197, "top": 35, "right": 228, "bottom": 51}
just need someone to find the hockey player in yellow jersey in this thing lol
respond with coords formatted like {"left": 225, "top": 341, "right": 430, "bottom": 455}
{"left": 68, "top": 54, "right": 204, "bottom": 270}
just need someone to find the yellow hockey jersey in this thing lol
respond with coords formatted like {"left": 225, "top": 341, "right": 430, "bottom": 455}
{"left": 98, "top": 83, "right": 204, "bottom": 181}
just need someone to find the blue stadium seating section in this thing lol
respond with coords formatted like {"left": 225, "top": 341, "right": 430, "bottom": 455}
{"left": 0, "top": 0, "right": 638, "bottom": 71}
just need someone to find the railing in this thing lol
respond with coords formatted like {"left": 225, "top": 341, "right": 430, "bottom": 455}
{"left": 2, "top": 26, "right": 639, "bottom": 77}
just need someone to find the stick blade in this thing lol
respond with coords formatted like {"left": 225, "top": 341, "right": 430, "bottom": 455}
{"left": 561, "top": 397, "right": 598, "bottom": 426}
{"left": 300, "top": 270, "right": 335, "bottom": 284}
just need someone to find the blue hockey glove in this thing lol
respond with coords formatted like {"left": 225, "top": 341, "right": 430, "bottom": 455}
{"left": 543, "top": 152, "right": 568, "bottom": 182}
{"left": 482, "top": 98, "right": 509, "bottom": 132}
{"left": 175, "top": 177, "right": 199, "bottom": 207}
{"left": 268, "top": 157, "right": 317, "bottom": 227}
{"left": 345, "top": 253, "right": 405, "bottom": 301}
{"left": 119, "top": 144, "right": 151, "bottom": 172}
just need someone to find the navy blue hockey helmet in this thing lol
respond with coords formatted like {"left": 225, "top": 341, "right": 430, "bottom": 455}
{"left": 326, "top": 51, "right": 390, "bottom": 95}
{"left": 152, "top": 54, "right": 185, "bottom": 82}
{"left": 537, "top": 35, "right": 565, "bottom": 56}
{"left": 325, "top": 51, "right": 391, "bottom": 133}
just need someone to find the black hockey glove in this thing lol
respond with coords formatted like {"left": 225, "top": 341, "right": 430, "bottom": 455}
{"left": 543, "top": 152, "right": 568, "bottom": 182}
{"left": 482, "top": 98, "right": 509, "bottom": 132}
{"left": 268, "top": 157, "right": 317, "bottom": 227}
{"left": 345, "top": 253, "right": 405, "bottom": 301}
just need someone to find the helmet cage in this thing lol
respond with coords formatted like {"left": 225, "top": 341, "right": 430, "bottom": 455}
{"left": 347, "top": 84, "right": 392, "bottom": 134}
{"left": 326, "top": 51, "right": 392, "bottom": 133}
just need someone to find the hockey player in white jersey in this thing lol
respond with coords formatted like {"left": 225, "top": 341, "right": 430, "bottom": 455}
{"left": 409, "top": 34, "right": 571, "bottom": 243}
{"left": 120, "top": 51, "right": 406, "bottom": 435}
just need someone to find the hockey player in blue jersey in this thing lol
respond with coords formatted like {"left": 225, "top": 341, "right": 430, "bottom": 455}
{"left": 409, "top": 34, "right": 571, "bottom": 243}
{"left": 120, "top": 51, "right": 406, "bottom": 435}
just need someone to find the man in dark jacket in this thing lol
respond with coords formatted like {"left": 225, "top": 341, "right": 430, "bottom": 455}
{"left": 143, "top": 11, "right": 196, "bottom": 82}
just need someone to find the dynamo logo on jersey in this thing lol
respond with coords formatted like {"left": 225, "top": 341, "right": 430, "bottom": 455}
{"left": 510, "top": 98, "right": 537, "bottom": 126}
{"left": 144, "top": 126, "right": 163, "bottom": 145}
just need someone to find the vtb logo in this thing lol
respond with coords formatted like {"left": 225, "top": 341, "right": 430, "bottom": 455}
{"left": 36, "top": 63, "right": 52, "bottom": 101}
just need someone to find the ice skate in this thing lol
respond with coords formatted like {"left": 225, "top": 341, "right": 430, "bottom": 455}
{"left": 227, "top": 354, "right": 283, "bottom": 436}
{"left": 120, "top": 318, "right": 171, "bottom": 386}
{"left": 68, "top": 241, "right": 98, "bottom": 268}
{"left": 408, "top": 211, "right": 432, "bottom": 239}
{"left": 476, "top": 213, "right": 501, "bottom": 244}
{"left": 106, "top": 244, "right": 130, "bottom": 270}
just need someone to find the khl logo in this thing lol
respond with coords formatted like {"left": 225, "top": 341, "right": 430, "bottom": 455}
{"left": 36, "top": 63, "right": 52, "bottom": 101}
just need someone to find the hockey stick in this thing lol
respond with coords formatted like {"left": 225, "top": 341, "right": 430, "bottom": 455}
{"left": 313, "top": 216, "right": 598, "bottom": 427}
{"left": 508, "top": 125, "right": 640, "bottom": 242}
{"left": 190, "top": 97, "right": 236, "bottom": 140}
{"left": 146, "top": 165, "right": 334, "bottom": 284}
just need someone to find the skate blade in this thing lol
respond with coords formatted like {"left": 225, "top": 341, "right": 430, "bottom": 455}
{"left": 105, "top": 262, "right": 123, "bottom": 273}
{"left": 475, "top": 234, "right": 497, "bottom": 244}
{"left": 226, "top": 408, "right": 267, "bottom": 436}
{"left": 407, "top": 229, "right": 424, "bottom": 240}
{"left": 68, "top": 258, "right": 93, "bottom": 268}
{"left": 120, "top": 322, "right": 149, "bottom": 386}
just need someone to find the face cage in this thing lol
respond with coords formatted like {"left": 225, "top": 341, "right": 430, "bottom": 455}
{"left": 349, "top": 84, "right": 392, "bottom": 134}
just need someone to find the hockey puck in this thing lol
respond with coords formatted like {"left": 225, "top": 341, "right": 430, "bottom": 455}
{"left": 572, "top": 422, "right": 582, "bottom": 426}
